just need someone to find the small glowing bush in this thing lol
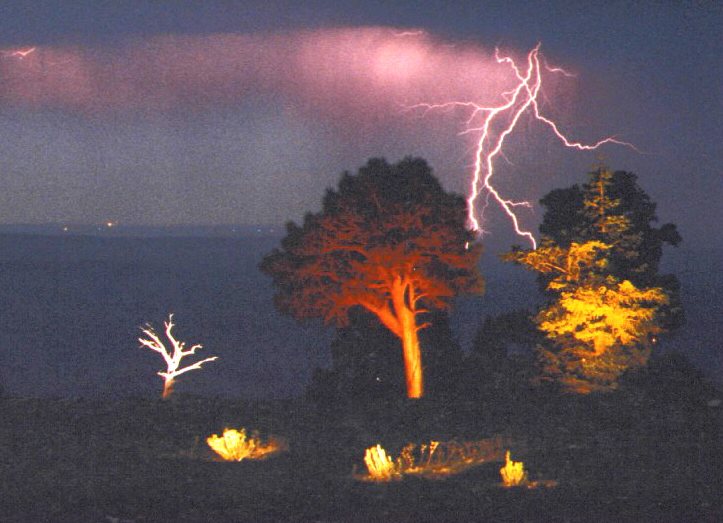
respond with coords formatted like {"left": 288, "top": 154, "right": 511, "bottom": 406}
{"left": 364, "top": 444, "right": 401, "bottom": 481}
{"left": 500, "top": 450, "right": 527, "bottom": 487}
{"left": 359, "top": 436, "right": 508, "bottom": 481}
{"left": 206, "top": 428, "right": 286, "bottom": 462}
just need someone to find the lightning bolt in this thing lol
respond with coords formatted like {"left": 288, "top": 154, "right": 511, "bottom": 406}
{"left": 393, "top": 30, "right": 427, "bottom": 38}
{"left": 410, "top": 44, "right": 637, "bottom": 249}
{"left": 1, "top": 47, "right": 36, "bottom": 59}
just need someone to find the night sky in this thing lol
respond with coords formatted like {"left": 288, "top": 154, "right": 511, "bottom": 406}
{"left": 0, "top": 1, "right": 720, "bottom": 251}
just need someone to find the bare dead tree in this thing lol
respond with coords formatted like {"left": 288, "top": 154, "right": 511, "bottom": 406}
{"left": 138, "top": 314, "right": 218, "bottom": 398}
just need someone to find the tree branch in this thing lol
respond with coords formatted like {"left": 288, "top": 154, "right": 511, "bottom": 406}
{"left": 139, "top": 314, "right": 218, "bottom": 398}
{"left": 159, "top": 356, "right": 219, "bottom": 379}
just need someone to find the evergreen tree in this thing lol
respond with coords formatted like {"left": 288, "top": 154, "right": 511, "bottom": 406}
{"left": 261, "top": 157, "right": 483, "bottom": 398}
{"left": 505, "top": 167, "right": 679, "bottom": 392}
{"left": 538, "top": 167, "right": 683, "bottom": 328}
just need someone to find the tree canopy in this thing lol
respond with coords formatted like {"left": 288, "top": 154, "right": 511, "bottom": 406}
{"left": 538, "top": 167, "right": 683, "bottom": 327}
{"left": 260, "top": 157, "right": 483, "bottom": 398}
{"left": 505, "top": 167, "right": 678, "bottom": 393}
{"left": 540, "top": 168, "right": 682, "bottom": 274}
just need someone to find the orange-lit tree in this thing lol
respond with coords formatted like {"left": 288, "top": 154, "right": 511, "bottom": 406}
{"left": 261, "top": 157, "right": 484, "bottom": 398}
{"left": 505, "top": 167, "right": 676, "bottom": 392}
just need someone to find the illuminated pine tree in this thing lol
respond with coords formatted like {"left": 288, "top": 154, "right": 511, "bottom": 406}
{"left": 505, "top": 167, "right": 677, "bottom": 392}
{"left": 261, "top": 157, "right": 483, "bottom": 399}
{"left": 584, "top": 167, "right": 632, "bottom": 239}
{"left": 539, "top": 166, "right": 683, "bottom": 328}
{"left": 505, "top": 239, "right": 611, "bottom": 292}
{"left": 536, "top": 278, "right": 668, "bottom": 392}
{"left": 507, "top": 243, "right": 669, "bottom": 392}
{"left": 538, "top": 279, "right": 668, "bottom": 357}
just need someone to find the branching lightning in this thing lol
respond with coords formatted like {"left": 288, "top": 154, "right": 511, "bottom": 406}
{"left": 410, "top": 44, "right": 637, "bottom": 249}
{"left": 0, "top": 36, "right": 638, "bottom": 244}
{"left": 1, "top": 47, "right": 36, "bottom": 59}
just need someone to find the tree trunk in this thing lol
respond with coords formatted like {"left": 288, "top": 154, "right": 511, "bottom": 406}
{"left": 390, "top": 277, "right": 424, "bottom": 398}
{"left": 399, "top": 306, "right": 424, "bottom": 398}
{"left": 162, "top": 377, "right": 174, "bottom": 399}
{"left": 592, "top": 335, "right": 608, "bottom": 356}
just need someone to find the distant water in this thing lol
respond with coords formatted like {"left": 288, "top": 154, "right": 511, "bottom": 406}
{"left": 0, "top": 230, "right": 719, "bottom": 399}
{"left": 0, "top": 231, "right": 328, "bottom": 399}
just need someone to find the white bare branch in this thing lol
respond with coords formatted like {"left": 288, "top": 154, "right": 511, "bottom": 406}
{"left": 139, "top": 313, "right": 218, "bottom": 398}
{"left": 157, "top": 356, "right": 219, "bottom": 380}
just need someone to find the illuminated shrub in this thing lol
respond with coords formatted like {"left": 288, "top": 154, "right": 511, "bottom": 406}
{"left": 499, "top": 450, "right": 527, "bottom": 487}
{"left": 358, "top": 436, "right": 508, "bottom": 481}
{"left": 364, "top": 444, "right": 401, "bottom": 481}
{"left": 206, "top": 428, "right": 286, "bottom": 462}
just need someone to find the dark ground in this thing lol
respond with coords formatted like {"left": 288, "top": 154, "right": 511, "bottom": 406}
{"left": 1, "top": 380, "right": 721, "bottom": 522}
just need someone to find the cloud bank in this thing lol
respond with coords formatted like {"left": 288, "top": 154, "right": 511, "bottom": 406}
{"left": 0, "top": 28, "right": 546, "bottom": 124}
{"left": 0, "top": 27, "right": 584, "bottom": 234}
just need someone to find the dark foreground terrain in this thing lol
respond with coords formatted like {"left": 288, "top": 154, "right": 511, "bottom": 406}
{"left": 1, "top": 376, "right": 721, "bottom": 522}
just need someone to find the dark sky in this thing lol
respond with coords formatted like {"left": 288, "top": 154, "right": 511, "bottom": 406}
{"left": 0, "top": 1, "right": 720, "bottom": 250}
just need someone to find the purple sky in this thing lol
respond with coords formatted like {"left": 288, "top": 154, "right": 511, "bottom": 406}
{"left": 0, "top": 1, "right": 720, "bottom": 251}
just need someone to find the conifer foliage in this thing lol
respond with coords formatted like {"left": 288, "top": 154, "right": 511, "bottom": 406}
{"left": 539, "top": 167, "right": 682, "bottom": 327}
{"left": 506, "top": 167, "right": 678, "bottom": 392}
{"left": 261, "top": 157, "right": 483, "bottom": 398}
